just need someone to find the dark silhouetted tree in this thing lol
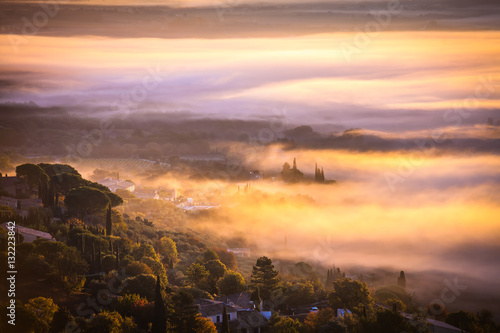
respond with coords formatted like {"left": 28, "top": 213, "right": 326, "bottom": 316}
{"left": 281, "top": 159, "right": 303, "bottom": 183}
{"left": 221, "top": 305, "right": 230, "bottom": 333}
{"left": 152, "top": 275, "right": 167, "bottom": 333}
{"left": 398, "top": 271, "right": 406, "bottom": 289}
{"left": 251, "top": 256, "right": 279, "bottom": 302}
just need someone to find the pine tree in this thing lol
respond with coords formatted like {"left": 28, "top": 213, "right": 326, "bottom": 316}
{"left": 251, "top": 256, "right": 279, "bottom": 302}
{"left": 106, "top": 204, "right": 112, "bottom": 236}
{"left": 152, "top": 275, "right": 167, "bottom": 333}
{"left": 221, "top": 305, "right": 230, "bottom": 333}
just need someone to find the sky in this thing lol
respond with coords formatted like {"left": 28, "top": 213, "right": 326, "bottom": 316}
{"left": 1, "top": 0, "right": 500, "bottom": 131}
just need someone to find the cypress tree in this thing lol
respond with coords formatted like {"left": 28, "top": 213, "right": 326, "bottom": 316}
{"left": 97, "top": 243, "right": 102, "bottom": 273}
{"left": 152, "top": 275, "right": 167, "bottom": 333}
{"left": 106, "top": 204, "right": 112, "bottom": 236}
{"left": 115, "top": 246, "right": 120, "bottom": 270}
{"left": 91, "top": 240, "right": 96, "bottom": 273}
{"left": 398, "top": 271, "right": 406, "bottom": 289}
{"left": 221, "top": 305, "right": 230, "bottom": 333}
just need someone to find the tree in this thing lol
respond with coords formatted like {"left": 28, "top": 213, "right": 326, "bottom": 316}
{"left": 281, "top": 159, "right": 304, "bottom": 183}
{"left": 33, "top": 240, "right": 88, "bottom": 294}
{"left": 25, "top": 297, "right": 59, "bottom": 327}
{"left": 186, "top": 263, "right": 209, "bottom": 289}
{"left": 125, "top": 262, "right": 154, "bottom": 277}
{"left": 38, "top": 163, "right": 80, "bottom": 178}
{"left": 319, "top": 320, "right": 348, "bottom": 333}
{"left": 122, "top": 274, "right": 157, "bottom": 301}
{"left": 285, "top": 281, "right": 316, "bottom": 306}
{"left": 221, "top": 305, "right": 230, "bottom": 333}
{"left": 106, "top": 204, "right": 112, "bottom": 236}
{"left": 328, "top": 278, "right": 373, "bottom": 317}
{"left": 132, "top": 242, "right": 158, "bottom": 261}
{"left": 64, "top": 186, "right": 111, "bottom": 217}
{"left": 159, "top": 237, "right": 178, "bottom": 264}
{"left": 214, "top": 247, "right": 238, "bottom": 270}
{"left": 85, "top": 311, "right": 137, "bottom": 333}
{"left": 152, "top": 275, "right": 167, "bottom": 333}
{"left": 203, "top": 249, "right": 219, "bottom": 262}
{"left": 251, "top": 256, "right": 279, "bottom": 301}
{"left": 194, "top": 316, "right": 217, "bottom": 333}
{"left": 268, "top": 312, "right": 303, "bottom": 333}
{"left": 106, "top": 191, "right": 124, "bottom": 207}
{"left": 49, "top": 172, "right": 84, "bottom": 194}
{"left": 16, "top": 163, "right": 49, "bottom": 191}
{"left": 397, "top": 271, "right": 406, "bottom": 289}
{"left": 217, "top": 271, "right": 246, "bottom": 296}
{"left": 167, "top": 290, "right": 201, "bottom": 333}
{"left": 204, "top": 259, "right": 228, "bottom": 293}
{"left": 359, "top": 309, "right": 424, "bottom": 333}
{"left": 141, "top": 256, "right": 166, "bottom": 278}
{"left": 476, "top": 309, "right": 497, "bottom": 333}
{"left": 446, "top": 311, "right": 482, "bottom": 333}
{"left": 304, "top": 307, "right": 336, "bottom": 333}
{"left": 49, "top": 306, "right": 72, "bottom": 333}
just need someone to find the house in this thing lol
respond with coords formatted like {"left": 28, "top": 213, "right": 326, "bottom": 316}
{"left": 134, "top": 188, "right": 160, "bottom": 200}
{"left": 97, "top": 177, "right": 135, "bottom": 193}
{"left": 0, "top": 196, "right": 42, "bottom": 209}
{"left": 158, "top": 188, "right": 177, "bottom": 201}
{"left": 231, "top": 310, "right": 268, "bottom": 333}
{"left": 0, "top": 223, "right": 55, "bottom": 243}
{"left": 215, "top": 292, "right": 255, "bottom": 311}
{"left": 196, "top": 299, "right": 238, "bottom": 324}
{"left": 337, "top": 308, "right": 352, "bottom": 317}
{"left": 0, "top": 175, "right": 31, "bottom": 198}
{"left": 196, "top": 298, "right": 268, "bottom": 333}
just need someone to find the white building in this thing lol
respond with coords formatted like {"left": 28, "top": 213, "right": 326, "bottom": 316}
{"left": 196, "top": 299, "right": 238, "bottom": 323}
{"left": 97, "top": 178, "right": 135, "bottom": 193}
